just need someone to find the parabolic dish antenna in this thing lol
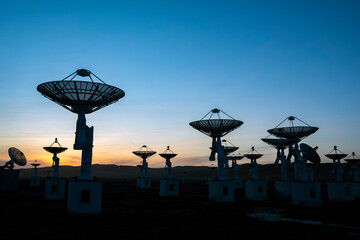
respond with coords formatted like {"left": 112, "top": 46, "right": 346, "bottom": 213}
{"left": 37, "top": 69, "right": 125, "bottom": 114}
{"left": 31, "top": 160, "right": 41, "bottom": 167}
{"left": 221, "top": 140, "right": 239, "bottom": 156}
{"left": 244, "top": 146, "right": 263, "bottom": 161}
{"left": 267, "top": 116, "right": 318, "bottom": 142}
{"left": 159, "top": 146, "right": 177, "bottom": 159}
{"left": 8, "top": 147, "right": 27, "bottom": 166}
{"left": 325, "top": 146, "right": 348, "bottom": 161}
{"left": 345, "top": 152, "right": 360, "bottom": 164}
{"left": 133, "top": 145, "right": 157, "bottom": 158}
{"left": 43, "top": 138, "right": 68, "bottom": 154}
{"left": 261, "top": 138, "right": 290, "bottom": 150}
{"left": 189, "top": 109, "right": 243, "bottom": 138}
{"left": 226, "top": 154, "right": 245, "bottom": 161}
{"left": 300, "top": 143, "right": 321, "bottom": 164}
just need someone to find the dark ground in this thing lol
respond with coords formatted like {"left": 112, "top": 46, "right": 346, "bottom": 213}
{"left": 1, "top": 179, "right": 360, "bottom": 240}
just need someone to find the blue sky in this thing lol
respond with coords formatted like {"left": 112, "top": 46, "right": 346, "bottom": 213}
{"left": 0, "top": 0, "right": 359, "bottom": 168}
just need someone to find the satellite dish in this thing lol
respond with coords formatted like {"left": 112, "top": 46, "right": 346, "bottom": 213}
{"left": 345, "top": 152, "right": 360, "bottom": 164}
{"left": 325, "top": 146, "right": 348, "bottom": 161}
{"left": 159, "top": 146, "right": 177, "bottom": 159}
{"left": 267, "top": 116, "right": 318, "bottom": 143}
{"left": 1, "top": 147, "right": 27, "bottom": 169}
{"left": 244, "top": 146, "right": 263, "bottom": 161}
{"left": 31, "top": 159, "right": 41, "bottom": 168}
{"left": 299, "top": 143, "right": 320, "bottom": 164}
{"left": 133, "top": 145, "right": 157, "bottom": 158}
{"left": 43, "top": 138, "right": 68, "bottom": 155}
{"left": 37, "top": 69, "right": 125, "bottom": 114}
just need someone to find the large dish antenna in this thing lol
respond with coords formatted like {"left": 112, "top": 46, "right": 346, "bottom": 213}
{"left": 189, "top": 108, "right": 243, "bottom": 138}
{"left": 325, "top": 146, "right": 348, "bottom": 161}
{"left": 159, "top": 146, "right": 177, "bottom": 179}
{"left": 133, "top": 145, "right": 156, "bottom": 180}
{"left": 37, "top": 69, "right": 125, "bottom": 114}
{"left": 267, "top": 116, "right": 318, "bottom": 143}
{"left": 299, "top": 143, "right": 320, "bottom": 164}
{"left": 43, "top": 138, "right": 67, "bottom": 178}
{"left": 221, "top": 140, "right": 239, "bottom": 156}
{"left": 37, "top": 69, "right": 125, "bottom": 180}
{"left": 1, "top": 147, "right": 27, "bottom": 169}
{"left": 189, "top": 108, "right": 243, "bottom": 180}
{"left": 133, "top": 145, "right": 157, "bottom": 158}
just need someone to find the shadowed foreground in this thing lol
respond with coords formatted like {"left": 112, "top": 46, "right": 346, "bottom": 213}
{"left": 1, "top": 179, "right": 360, "bottom": 240}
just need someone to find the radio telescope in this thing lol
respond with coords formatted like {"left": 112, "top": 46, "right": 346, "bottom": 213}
{"left": 244, "top": 146, "right": 263, "bottom": 181}
{"left": 37, "top": 69, "right": 125, "bottom": 180}
{"left": 190, "top": 108, "right": 242, "bottom": 202}
{"left": 189, "top": 108, "right": 243, "bottom": 180}
{"left": 38, "top": 69, "right": 124, "bottom": 214}
{"left": 159, "top": 146, "right": 177, "bottom": 179}
{"left": 267, "top": 116, "right": 319, "bottom": 182}
{"left": 159, "top": 146, "right": 179, "bottom": 197}
{"left": 1, "top": 147, "right": 27, "bottom": 170}
{"left": 325, "top": 146, "right": 347, "bottom": 182}
{"left": 345, "top": 152, "right": 360, "bottom": 182}
{"left": 43, "top": 138, "right": 67, "bottom": 178}
{"left": 133, "top": 145, "right": 156, "bottom": 188}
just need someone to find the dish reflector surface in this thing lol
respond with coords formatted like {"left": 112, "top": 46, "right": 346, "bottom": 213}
{"left": 37, "top": 80, "right": 125, "bottom": 114}
{"left": 8, "top": 147, "right": 27, "bottom": 166}
{"left": 133, "top": 145, "right": 157, "bottom": 158}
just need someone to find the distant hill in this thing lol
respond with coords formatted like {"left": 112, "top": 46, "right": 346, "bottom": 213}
{"left": 18, "top": 163, "right": 356, "bottom": 182}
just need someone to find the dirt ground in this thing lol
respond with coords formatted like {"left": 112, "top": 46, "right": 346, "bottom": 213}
{"left": 1, "top": 179, "right": 360, "bottom": 240}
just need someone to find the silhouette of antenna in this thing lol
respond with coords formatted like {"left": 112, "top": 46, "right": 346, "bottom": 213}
{"left": 1, "top": 147, "right": 27, "bottom": 170}
{"left": 190, "top": 108, "right": 243, "bottom": 202}
{"left": 43, "top": 138, "right": 67, "bottom": 178}
{"left": 133, "top": 145, "right": 156, "bottom": 189}
{"left": 37, "top": 69, "right": 124, "bottom": 214}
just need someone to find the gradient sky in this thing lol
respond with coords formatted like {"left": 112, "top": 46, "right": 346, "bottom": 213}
{"left": 1, "top": 0, "right": 360, "bottom": 169}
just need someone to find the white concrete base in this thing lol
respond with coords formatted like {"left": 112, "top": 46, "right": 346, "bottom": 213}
{"left": 160, "top": 179, "right": 179, "bottom": 197}
{"left": 67, "top": 181, "right": 102, "bottom": 215}
{"left": 0, "top": 169, "right": 19, "bottom": 192}
{"left": 30, "top": 177, "right": 41, "bottom": 187}
{"left": 137, "top": 177, "right": 151, "bottom": 189}
{"left": 233, "top": 179, "right": 243, "bottom": 189}
{"left": 274, "top": 180, "right": 292, "bottom": 198}
{"left": 208, "top": 180, "right": 235, "bottom": 203}
{"left": 292, "top": 182, "right": 322, "bottom": 207}
{"left": 245, "top": 180, "right": 267, "bottom": 201}
{"left": 44, "top": 178, "right": 66, "bottom": 200}
{"left": 350, "top": 182, "right": 360, "bottom": 199}
{"left": 327, "top": 182, "right": 355, "bottom": 202}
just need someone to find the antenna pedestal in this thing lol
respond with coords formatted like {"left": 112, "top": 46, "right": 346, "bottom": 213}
{"left": 137, "top": 157, "right": 151, "bottom": 189}
{"left": 160, "top": 179, "right": 179, "bottom": 197}
{"left": 0, "top": 169, "right": 19, "bottom": 192}
{"left": 44, "top": 178, "right": 66, "bottom": 200}
{"left": 73, "top": 113, "right": 94, "bottom": 180}
{"left": 215, "top": 137, "right": 229, "bottom": 181}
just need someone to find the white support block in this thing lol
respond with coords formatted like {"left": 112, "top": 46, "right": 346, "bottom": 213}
{"left": 0, "top": 169, "right": 19, "bottom": 192}
{"left": 137, "top": 177, "right": 151, "bottom": 189}
{"left": 233, "top": 179, "right": 243, "bottom": 189}
{"left": 291, "top": 182, "right": 322, "bottom": 207}
{"left": 30, "top": 177, "right": 41, "bottom": 187}
{"left": 350, "top": 182, "right": 360, "bottom": 199}
{"left": 67, "top": 180, "right": 102, "bottom": 215}
{"left": 44, "top": 178, "right": 66, "bottom": 200}
{"left": 208, "top": 180, "right": 235, "bottom": 203}
{"left": 274, "top": 180, "right": 292, "bottom": 198}
{"left": 245, "top": 180, "right": 267, "bottom": 201}
{"left": 327, "top": 182, "right": 355, "bottom": 202}
{"left": 160, "top": 179, "right": 179, "bottom": 197}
